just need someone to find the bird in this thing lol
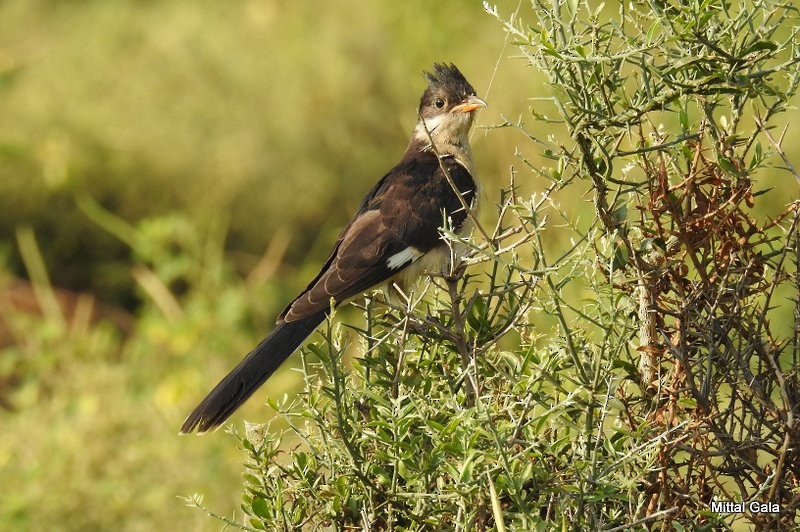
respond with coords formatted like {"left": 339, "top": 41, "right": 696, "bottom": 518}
{"left": 181, "top": 63, "right": 486, "bottom": 433}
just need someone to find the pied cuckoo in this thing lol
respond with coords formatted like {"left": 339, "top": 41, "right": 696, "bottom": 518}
{"left": 181, "top": 63, "right": 486, "bottom": 433}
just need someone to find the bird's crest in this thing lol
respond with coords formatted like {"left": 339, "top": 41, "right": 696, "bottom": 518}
{"left": 424, "top": 63, "right": 473, "bottom": 94}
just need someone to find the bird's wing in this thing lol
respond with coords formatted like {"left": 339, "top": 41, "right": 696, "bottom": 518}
{"left": 181, "top": 152, "right": 476, "bottom": 433}
{"left": 279, "top": 152, "right": 476, "bottom": 323}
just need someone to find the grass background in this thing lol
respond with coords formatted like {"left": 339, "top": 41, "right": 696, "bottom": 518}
{"left": 0, "top": 0, "right": 798, "bottom": 530}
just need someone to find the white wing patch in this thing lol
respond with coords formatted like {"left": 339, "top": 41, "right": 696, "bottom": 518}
{"left": 386, "top": 246, "right": 423, "bottom": 270}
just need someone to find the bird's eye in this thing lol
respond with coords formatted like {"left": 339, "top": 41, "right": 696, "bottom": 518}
{"left": 434, "top": 98, "right": 446, "bottom": 109}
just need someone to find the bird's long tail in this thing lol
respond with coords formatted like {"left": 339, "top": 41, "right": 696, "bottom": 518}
{"left": 180, "top": 311, "right": 327, "bottom": 433}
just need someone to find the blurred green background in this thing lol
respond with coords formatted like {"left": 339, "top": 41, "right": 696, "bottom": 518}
{"left": 0, "top": 1, "right": 539, "bottom": 530}
{"left": 1, "top": 0, "right": 798, "bottom": 530}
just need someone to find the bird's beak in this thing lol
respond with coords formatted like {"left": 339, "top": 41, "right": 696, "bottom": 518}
{"left": 451, "top": 95, "right": 487, "bottom": 114}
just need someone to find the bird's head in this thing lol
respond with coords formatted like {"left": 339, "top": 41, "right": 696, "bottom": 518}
{"left": 413, "top": 63, "right": 487, "bottom": 150}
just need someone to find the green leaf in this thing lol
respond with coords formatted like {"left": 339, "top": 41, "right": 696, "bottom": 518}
{"left": 750, "top": 140, "right": 763, "bottom": 170}
{"left": 251, "top": 496, "right": 270, "bottom": 519}
{"left": 678, "top": 397, "right": 698, "bottom": 409}
{"left": 742, "top": 40, "right": 778, "bottom": 56}
{"left": 612, "top": 204, "right": 628, "bottom": 224}
{"left": 717, "top": 156, "right": 740, "bottom": 176}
